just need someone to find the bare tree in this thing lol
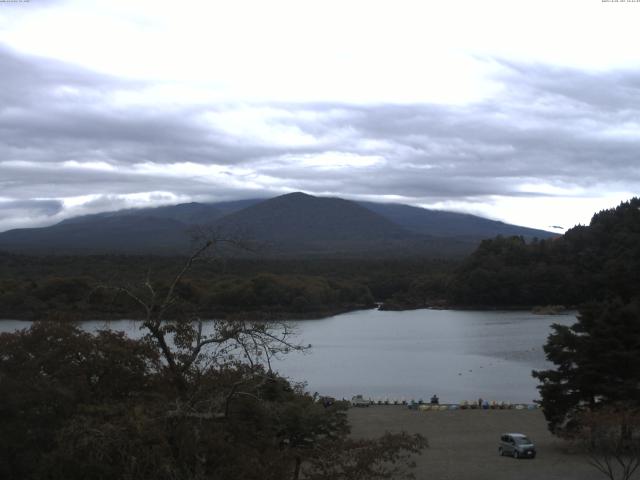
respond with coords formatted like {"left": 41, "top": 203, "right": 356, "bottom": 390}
{"left": 102, "top": 233, "right": 306, "bottom": 394}
{"left": 573, "top": 405, "right": 640, "bottom": 480}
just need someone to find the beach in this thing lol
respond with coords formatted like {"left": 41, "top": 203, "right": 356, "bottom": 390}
{"left": 348, "top": 406, "right": 604, "bottom": 480}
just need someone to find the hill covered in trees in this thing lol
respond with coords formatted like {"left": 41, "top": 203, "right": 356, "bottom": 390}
{"left": 448, "top": 198, "right": 640, "bottom": 307}
{"left": 0, "top": 192, "right": 554, "bottom": 257}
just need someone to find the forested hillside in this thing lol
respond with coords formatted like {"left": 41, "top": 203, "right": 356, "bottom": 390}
{"left": 0, "top": 192, "right": 553, "bottom": 257}
{"left": 0, "top": 254, "right": 455, "bottom": 320}
{"left": 449, "top": 198, "right": 640, "bottom": 307}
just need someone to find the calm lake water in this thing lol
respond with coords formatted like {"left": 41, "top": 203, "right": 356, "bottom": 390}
{"left": 0, "top": 308, "right": 576, "bottom": 403}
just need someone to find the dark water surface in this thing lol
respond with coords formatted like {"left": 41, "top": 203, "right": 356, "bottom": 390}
{"left": 1, "top": 309, "right": 575, "bottom": 403}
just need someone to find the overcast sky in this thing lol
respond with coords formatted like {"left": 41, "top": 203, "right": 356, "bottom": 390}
{"left": 0, "top": 0, "right": 639, "bottom": 233}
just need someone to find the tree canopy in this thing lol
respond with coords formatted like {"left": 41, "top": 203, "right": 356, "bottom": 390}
{"left": 450, "top": 198, "right": 640, "bottom": 307}
{"left": 533, "top": 297, "right": 640, "bottom": 434}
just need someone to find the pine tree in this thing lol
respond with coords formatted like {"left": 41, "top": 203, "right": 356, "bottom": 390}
{"left": 533, "top": 297, "right": 640, "bottom": 434}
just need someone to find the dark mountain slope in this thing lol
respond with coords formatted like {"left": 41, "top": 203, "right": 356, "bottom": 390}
{"left": 0, "top": 192, "right": 555, "bottom": 256}
{"left": 216, "top": 192, "right": 409, "bottom": 243}
{"left": 0, "top": 216, "right": 191, "bottom": 254}
{"left": 59, "top": 199, "right": 263, "bottom": 226}
{"left": 359, "top": 201, "right": 555, "bottom": 240}
{"left": 8, "top": 199, "right": 266, "bottom": 254}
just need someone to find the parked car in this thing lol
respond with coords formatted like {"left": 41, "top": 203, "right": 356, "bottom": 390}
{"left": 351, "top": 395, "right": 370, "bottom": 407}
{"left": 498, "top": 433, "right": 536, "bottom": 459}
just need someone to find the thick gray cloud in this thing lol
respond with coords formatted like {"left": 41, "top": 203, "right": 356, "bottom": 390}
{"left": 0, "top": 199, "right": 62, "bottom": 217}
{"left": 0, "top": 47, "right": 275, "bottom": 166}
{"left": 0, "top": 47, "right": 639, "bottom": 231}
{"left": 0, "top": 199, "right": 63, "bottom": 232}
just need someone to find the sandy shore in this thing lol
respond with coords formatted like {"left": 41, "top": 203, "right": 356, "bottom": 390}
{"left": 348, "top": 406, "right": 603, "bottom": 480}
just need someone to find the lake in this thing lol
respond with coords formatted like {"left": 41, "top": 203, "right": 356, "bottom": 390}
{"left": 0, "top": 308, "right": 576, "bottom": 403}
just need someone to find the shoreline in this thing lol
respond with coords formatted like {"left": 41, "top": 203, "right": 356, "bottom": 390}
{"left": 0, "top": 304, "right": 578, "bottom": 323}
{"left": 0, "top": 304, "right": 372, "bottom": 323}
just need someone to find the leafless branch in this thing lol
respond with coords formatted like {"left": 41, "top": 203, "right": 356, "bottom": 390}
{"left": 94, "top": 232, "right": 305, "bottom": 395}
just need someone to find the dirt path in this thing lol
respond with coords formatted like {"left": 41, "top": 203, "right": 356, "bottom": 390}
{"left": 348, "top": 406, "right": 604, "bottom": 480}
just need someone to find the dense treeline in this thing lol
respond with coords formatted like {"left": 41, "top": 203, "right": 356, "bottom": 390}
{"left": 0, "top": 255, "right": 455, "bottom": 320}
{"left": 527, "top": 201, "right": 640, "bottom": 472}
{"left": 0, "top": 274, "right": 373, "bottom": 320}
{"left": 449, "top": 198, "right": 640, "bottom": 307}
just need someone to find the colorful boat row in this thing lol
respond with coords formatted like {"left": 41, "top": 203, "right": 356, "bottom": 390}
{"left": 349, "top": 395, "right": 538, "bottom": 410}
{"left": 410, "top": 403, "right": 538, "bottom": 411}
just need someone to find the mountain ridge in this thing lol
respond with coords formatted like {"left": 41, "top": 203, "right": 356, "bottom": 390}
{"left": 0, "top": 193, "right": 556, "bottom": 256}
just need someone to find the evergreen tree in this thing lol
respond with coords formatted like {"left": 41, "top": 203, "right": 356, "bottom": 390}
{"left": 533, "top": 297, "right": 640, "bottom": 434}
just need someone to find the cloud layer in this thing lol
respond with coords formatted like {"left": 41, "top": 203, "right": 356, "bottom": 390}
{"left": 0, "top": 47, "right": 639, "bottom": 232}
